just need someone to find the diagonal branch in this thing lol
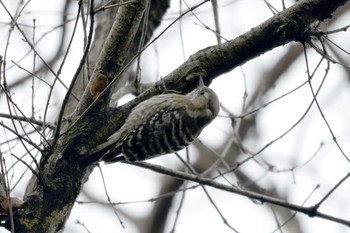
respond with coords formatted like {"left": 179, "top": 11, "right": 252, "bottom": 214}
{"left": 128, "top": 161, "right": 350, "bottom": 227}
{"left": 96, "top": 0, "right": 349, "bottom": 155}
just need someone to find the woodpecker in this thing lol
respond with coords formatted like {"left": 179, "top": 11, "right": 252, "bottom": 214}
{"left": 89, "top": 78, "right": 219, "bottom": 163}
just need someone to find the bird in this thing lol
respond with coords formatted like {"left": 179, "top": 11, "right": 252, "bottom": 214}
{"left": 88, "top": 78, "right": 219, "bottom": 163}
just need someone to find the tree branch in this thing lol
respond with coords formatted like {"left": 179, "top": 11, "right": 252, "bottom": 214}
{"left": 93, "top": 0, "right": 349, "bottom": 157}
{"left": 127, "top": 161, "right": 350, "bottom": 227}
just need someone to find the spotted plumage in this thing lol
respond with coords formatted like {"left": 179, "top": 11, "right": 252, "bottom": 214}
{"left": 89, "top": 78, "right": 219, "bottom": 163}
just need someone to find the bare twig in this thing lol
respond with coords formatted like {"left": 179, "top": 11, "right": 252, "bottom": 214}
{"left": 314, "top": 172, "right": 350, "bottom": 208}
{"left": 0, "top": 113, "right": 55, "bottom": 129}
{"left": 53, "top": 0, "right": 96, "bottom": 145}
{"left": 96, "top": 164, "right": 124, "bottom": 228}
{"left": 303, "top": 43, "right": 350, "bottom": 162}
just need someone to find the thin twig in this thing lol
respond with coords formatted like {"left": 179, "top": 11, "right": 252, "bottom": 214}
{"left": 270, "top": 185, "right": 320, "bottom": 233}
{"left": 43, "top": 0, "right": 85, "bottom": 133}
{"left": 31, "top": 18, "right": 36, "bottom": 119}
{"left": 175, "top": 153, "right": 239, "bottom": 232}
{"left": 96, "top": 164, "right": 125, "bottom": 228}
{"left": 231, "top": 56, "right": 328, "bottom": 171}
{"left": 236, "top": 80, "right": 308, "bottom": 119}
{"left": 303, "top": 43, "right": 350, "bottom": 162}
{"left": 53, "top": 0, "right": 95, "bottom": 145}
{"left": 94, "top": 0, "right": 139, "bottom": 13}
{"left": 314, "top": 172, "right": 350, "bottom": 208}
{"left": 0, "top": 113, "right": 55, "bottom": 129}
{"left": 10, "top": 153, "right": 39, "bottom": 178}
{"left": 210, "top": 0, "right": 222, "bottom": 44}
{"left": 0, "top": 121, "right": 42, "bottom": 152}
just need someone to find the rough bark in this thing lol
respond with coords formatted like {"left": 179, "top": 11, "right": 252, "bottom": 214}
{"left": 12, "top": 1, "right": 150, "bottom": 232}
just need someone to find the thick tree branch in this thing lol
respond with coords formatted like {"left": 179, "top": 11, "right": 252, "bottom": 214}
{"left": 93, "top": 0, "right": 349, "bottom": 155}
{"left": 71, "top": 0, "right": 149, "bottom": 117}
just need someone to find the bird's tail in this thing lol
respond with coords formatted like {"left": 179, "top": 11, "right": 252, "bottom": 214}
{"left": 81, "top": 140, "right": 117, "bottom": 167}
{"left": 101, "top": 152, "right": 125, "bottom": 163}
